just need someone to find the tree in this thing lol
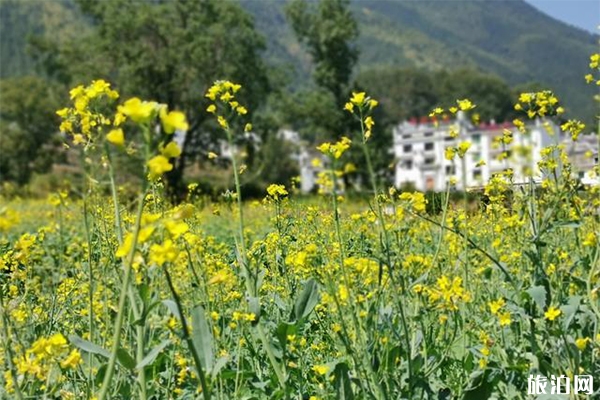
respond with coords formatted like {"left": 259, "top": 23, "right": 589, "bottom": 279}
{"left": 357, "top": 67, "right": 438, "bottom": 125}
{"left": 434, "top": 69, "right": 515, "bottom": 122}
{"left": 40, "top": 0, "right": 270, "bottom": 196}
{"left": 286, "top": 0, "right": 358, "bottom": 105}
{"left": 285, "top": 0, "right": 359, "bottom": 141}
{"left": 0, "top": 76, "right": 62, "bottom": 185}
{"left": 358, "top": 67, "right": 516, "bottom": 125}
{"left": 284, "top": 0, "right": 398, "bottom": 188}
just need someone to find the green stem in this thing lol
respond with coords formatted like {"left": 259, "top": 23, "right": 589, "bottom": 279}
{"left": 330, "top": 162, "right": 386, "bottom": 400}
{"left": 162, "top": 265, "right": 211, "bottom": 400}
{"left": 461, "top": 156, "right": 469, "bottom": 289}
{"left": 97, "top": 184, "right": 148, "bottom": 400}
{"left": 358, "top": 109, "right": 411, "bottom": 390}
{"left": 0, "top": 291, "right": 24, "bottom": 400}
{"left": 82, "top": 198, "right": 95, "bottom": 390}
{"left": 416, "top": 212, "right": 517, "bottom": 289}
{"left": 587, "top": 117, "right": 600, "bottom": 321}
{"left": 432, "top": 183, "right": 452, "bottom": 269}
{"left": 105, "top": 142, "right": 123, "bottom": 243}
{"left": 226, "top": 128, "right": 286, "bottom": 390}
{"left": 102, "top": 142, "right": 147, "bottom": 399}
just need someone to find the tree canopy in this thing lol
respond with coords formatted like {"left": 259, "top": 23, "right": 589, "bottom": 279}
{"left": 0, "top": 76, "right": 62, "bottom": 184}
{"left": 38, "top": 0, "right": 271, "bottom": 194}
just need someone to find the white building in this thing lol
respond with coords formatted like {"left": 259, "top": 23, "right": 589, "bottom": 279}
{"left": 393, "top": 113, "right": 598, "bottom": 191}
{"left": 565, "top": 134, "right": 600, "bottom": 186}
{"left": 218, "top": 128, "right": 327, "bottom": 193}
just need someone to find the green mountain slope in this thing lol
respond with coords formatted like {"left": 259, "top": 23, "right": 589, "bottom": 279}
{"left": 1, "top": 0, "right": 598, "bottom": 119}
{"left": 242, "top": 0, "right": 598, "bottom": 119}
{"left": 0, "top": 0, "right": 88, "bottom": 78}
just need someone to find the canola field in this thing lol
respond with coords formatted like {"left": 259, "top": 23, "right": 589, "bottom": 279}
{"left": 1, "top": 58, "right": 600, "bottom": 400}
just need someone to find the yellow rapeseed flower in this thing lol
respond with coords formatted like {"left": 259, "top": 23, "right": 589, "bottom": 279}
{"left": 488, "top": 298, "right": 505, "bottom": 315}
{"left": 575, "top": 337, "right": 590, "bottom": 351}
{"left": 582, "top": 232, "right": 597, "bottom": 247}
{"left": 217, "top": 116, "right": 228, "bottom": 129}
{"left": 457, "top": 99, "right": 476, "bottom": 111}
{"left": 149, "top": 239, "right": 179, "bottom": 266}
{"left": 266, "top": 184, "right": 288, "bottom": 200}
{"left": 106, "top": 128, "right": 125, "bottom": 146}
{"left": 544, "top": 306, "right": 561, "bottom": 321}
{"left": 161, "top": 142, "right": 182, "bottom": 158}
{"left": 457, "top": 141, "right": 471, "bottom": 158}
{"left": 350, "top": 92, "right": 366, "bottom": 106}
{"left": 147, "top": 155, "right": 173, "bottom": 180}
{"left": 312, "top": 364, "right": 329, "bottom": 376}
{"left": 498, "top": 312, "right": 511, "bottom": 326}
{"left": 118, "top": 97, "right": 157, "bottom": 123}
{"left": 60, "top": 349, "right": 82, "bottom": 369}
{"left": 160, "top": 108, "right": 189, "bottom": 134}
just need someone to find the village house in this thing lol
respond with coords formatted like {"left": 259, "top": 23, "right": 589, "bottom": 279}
{"left": 392, "top": 112, "right": 599, "bottom": 191}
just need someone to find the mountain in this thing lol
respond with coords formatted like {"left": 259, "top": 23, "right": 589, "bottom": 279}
{"left": 0, "top": 0, "right": 89, "bottom": 79}
{"left": 1, "top": 0, "right": 598, "bottom": 120}
{"left": 242, "top": 0, "right": 599, "bottom": 121}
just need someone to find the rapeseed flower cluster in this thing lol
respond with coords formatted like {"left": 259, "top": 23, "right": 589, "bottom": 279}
{"left": 2, "top": 53, "right": 599, "bottom": 399}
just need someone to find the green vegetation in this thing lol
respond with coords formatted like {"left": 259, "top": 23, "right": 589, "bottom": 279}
{"left": 0, "top": 0, "right": 597, "bottom": 192}
{"left": 245, "top": 0, "right": 598, "bottom": 122}
{"left": 0, "top": 71, "right": 598, "bottom": 398}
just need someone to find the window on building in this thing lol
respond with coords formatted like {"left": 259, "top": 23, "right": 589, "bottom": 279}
{"left": 472, "top": 152, "right": 481, "bottom": 162}
{"left": 473, "top": 169, "right": 482, "bottom": 179}
{"left": 424, "top": 157, "right": 435, "bottom": 165}
{"left": 445, "top": 165, "right": 455, "bottom": 175}
{"left": 444, "top": 135, "right": 454, "bottom": 141}
{"left": 472, "top": 133, "right": 481, "bottom": 143}
{"left": 402, "top": 134, "right": 412, "bottom": 139}
{"left": 424, "top": 142, "right": 434, "bottom": 151}
{"left": 403, "top": 144, "right": 412, "bottom": 152}
{"left": 578, "top": 171, "right": 585, "bottom": 179}
{"left": 424, "top": 131, "right": 434, "bottom": 137}
{"left": 404, "top": 160, "right": 413, "bottom": 169}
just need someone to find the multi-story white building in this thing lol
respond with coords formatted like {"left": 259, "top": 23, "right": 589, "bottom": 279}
{"left": 393, "top": 112, "right": 598, "bottom": 191}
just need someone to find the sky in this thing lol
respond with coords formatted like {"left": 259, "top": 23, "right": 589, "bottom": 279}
{"left": 525, "top": 0, "right": 600, "bottom": 33}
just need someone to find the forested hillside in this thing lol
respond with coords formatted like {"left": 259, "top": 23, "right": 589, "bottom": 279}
{"left": 1, "top": 0, "right": 597, "bottom": 119}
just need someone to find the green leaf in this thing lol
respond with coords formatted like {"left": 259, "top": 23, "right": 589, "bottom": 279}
{"left": 294, "top": 278, "right": 319, "bottom": 321}
{"left": 191, "top": 305, "right": 214, "bottom": 373}
{"left": 561, "top": 296, "right": 581, "bottom": 329}
{"left": 461, "top": 368, "right": 497, "bottom": 400}
{"left": 161, "top": 299, "right": 181, "bottom": 321}
{"left": 526, "top": 285, "right": 547, "bottom": 311}
{"left": 211, "top": 356, "right": 229, "bottom": 379}
{"left": 333, "top": 362, "right": 354, "bottom": 400}
{"left": 386, "top": 346, "right": 402, "bottom": 372}
{"left": 116, "top": 348, "right": 136, "bottom": 370}
{"left": 69, "top": 335, "right": 110, "bottom": 358}
{"left": 276, "top": 322, "right": 297, "bottom": 350}
{"left": 94, "top": 364, "right": 107, "bottom": 386}
{"left": 138, "top": 283, "right": 150, "bottom": 306}
{"left": 247, "top": 296, "right": 261, "bottom": 326}
{"left": 135, "top": 300, "right": 161, "bottom": 326}
{"left": 136, "top": 339, "right": 171, "bottom": 370}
